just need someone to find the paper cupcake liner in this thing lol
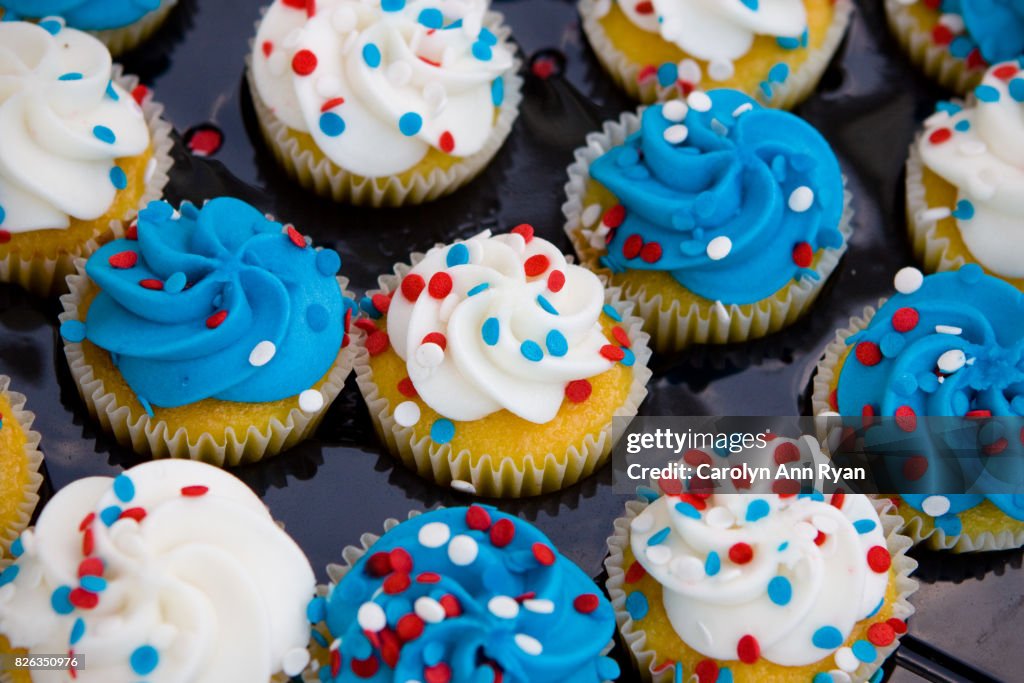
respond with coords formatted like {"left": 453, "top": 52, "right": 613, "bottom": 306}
{"left": 562, "top": 109, "right": 854, "bottom": 352}
{"left": 578, "top": 0, "right": 853, "bottom": 109}
{"left": 0, "top": 376, "right": 44, "bottom": 561}
{"left": 57, "top": 257, "right": 360, "bottom": 467}
{"left": 605, "top": 495, "right": 918, "bottom": 683}
{"left": 814, "top": 309, "right": 1024, "bottom": 552}
{"left": 245, "top": 9, "right": 523, "bottom": 207}
{"left": 884, "top": 0, "right": 983, "bottom": 95}
{"left": 0, "top": 66, "right": 173, "bottom": 298}
{"left": 354, "top": 250, "right": 652, "bottom": 499}
{"left": 91, "top": 0, "right": 181, "bottom": 56}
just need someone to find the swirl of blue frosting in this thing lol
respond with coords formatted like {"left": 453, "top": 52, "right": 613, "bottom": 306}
{"left": 312, "top": 506, "right": 618, "bottom": 683}
{"left": 590, "top": 89, "right": 844, "bottom": 305}
{"left": 0, "top": 0, "right": 162, "bottom": 31}
{"left": 944, "top": 0, "right": 1024, "bottom": 64}
{"left": 836, "top": 266, "right": 1024, "bottom": 533}
{"left": 74, "top": 197, "right": 349, "bottom": 408}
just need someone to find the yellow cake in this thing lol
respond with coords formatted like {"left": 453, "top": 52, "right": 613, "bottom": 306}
{"left": 0, "top": 378, "right": 43, "bottom": 557}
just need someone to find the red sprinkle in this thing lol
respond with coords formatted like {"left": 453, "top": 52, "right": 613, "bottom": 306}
{"left": 401, "top": 274, "right": 426, "bottom": 301}
{"left": 524, "top": 254, "right": 550, "bottom": 277}
{"left": 624, "top": 561, "right": 647, "bottom": 583}
{"left": 321, "top": 97, "right": 345, "bottom": 112}
{"left": 119, "top": 507, "right": 147, "bottom": 523}
{"left": 888, "top": 617, "right": 908, "bottom": 634}
{"left": 511, "top": 224, "right": 535, "bottom": 243}
{"left": 355, "top": 319, "right": 379, "bottom": 334}
{"left": 684, "top": 449, "right": 711, "bottom": 467}
{"left": 611, "top": 326, "right": 631, "bottom": 347}
{"left": 573, "top": 593, "right": 600, "bottom": 613}
{"left": 863, "top": 404, "right": 877, "bottom": 428}
{"left": 603, "top": 204, "right": 626, "bottom": 228}
{"left": 868, "top": 622, "right": 896, "bottom": 646}
{"left": 640, "top": 242, "right": 662, "bottom": 263}
{"left": 928, "top": 128, "right": 952, "bottom": 145}
{"left": 79, "top": 513, "right": 95, "bottom": 532}
{"left": 130, "top": 85, "right": 148, "bottom": 105}
{"left": 895, "top": 405, "right": 917, "bottom": 432}
{"left": 82, "top": 528, "right": 94, "bottom": 556}
{"left": 77, "top": 558, "right": 104, "bottom": 578}
{"left": 424, "top": 663, "right": 452, "bottom": 683}
{"left": 772, "top": 479, "right": 801, "bottom": 495}
{"left": 428, "top": 272, "right": 453, "bottom": 298}
{"left": 737, "top": 635, "right": 760, "bottom": 664}
{"left": 695, "top": 659, "right": 719, "bottom": 683}
{"left": 658, "top": 477, "right": 682, "bottom": 496}
{"left": 831, "top": 490, "right": 846, "bottom": 509}
{"left": 931, "top": 24, "right": 953, "bottom": 45}
{"left": 983, "top": 437, "right": 1008, "bottom": 456}
{"left": 421, "top": 332, "right": 447, "bottom": 350}
{"left": 867, "top": 545, "right": 891, "bottom": 573}
{"left": 547, "top": 270, "right": 565, "bottom": 292}
{"left": 728, "top": 542, "right": 753, "bottom": 564}
{"left": 396, "top": 614, "right": 424, "bottom": 641}
{"left": 892, "top": 307, "right": 919, "bottom": 332}
{"left": 439, "top": 131, "right": 455, "bottom": 154}
{"left": 439, "top": 594, "right": 462, "bottom": 617}
{"left": 622, "top": 234, "right": 643, "bottom": 260}
{"left": 490, "top": 518, "right": 515, "bottom": 547}
{"left": 993, "top": 63, "right": 1019, "bottom": 80}
{"left": 565, "top": 379, "right": 592, "bottom": 403}
{"left": 814, "top": 530, "right": 827, "bottom": 546}
{"left": 286, "top": 225, "right": 306, "bottom": 248}
{"left": 181, "top": 485, "right": 209, "bottom": 497}
{"left": 262, "top": 40, "right": 274, "bottom": 57}
{"left": 292, "top": 49, "right": 318, "bottom": 76}
{"left": 0, "top": 231, "right": 9, "bottom": 245}
{"left": 466, "top": 505, "right": 492, "bottom": 531}
{"left": 108, "top": 251, "right": 138, "bottom": 269}
{"left": 792, "top": 241, "right": 814, "bottom": 268}
{"left": 773, "top": 442, "right": 800, "bottom": 465}
{"left": 350, "top": 656, "right": 379, "bottom": 679}
{"left": 367, "top": 552, "right": 393, "bottom": 577}
{"left": 532, "top": 542, "right": 556, "bottom": 566}
{"left": 903, "top": 455, "right": 928, "bottom": 481}
{"left": 125, "top": 223, "right": 138, "bottom": 240}
{"left": 139, "top": 279, "right": 164, "bottom": 290}
{"left": 855, "top": 341, "right": 882, "bottom": 366}
{"left": 69, "top": 588, "right": 99, "bottom": 610}
{"left": 379, "top": 629, "right": 400, "bottom": 668}
{"left": 600, "top": 345, "right": 626, "bottom": 361}
{"left": 206, "top": 310, "right": 228, "bottom": 329}
{"left": 366, "top": 330, "right": 390, "bottom": 356}
{"left": 383, "top": 572, "right": 411, "bottom": 594}
{"left": 371, "top": 293, "right": 391, "bottom": 315}
{"left": 417, "top": 572, "right": 441, "bottom": 583}
{"left": 390, "top": 548, "right": 413, "bottom": 573}
{"left": 397, "top": 377, "right": 418, "bottom": 397}
{"left": 635, "top": 1, "right": 654, "bottom": 14}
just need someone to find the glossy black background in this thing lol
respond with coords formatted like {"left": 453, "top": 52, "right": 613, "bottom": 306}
{"left": 0, "top": 0, "right": 1021, "bottom": 681}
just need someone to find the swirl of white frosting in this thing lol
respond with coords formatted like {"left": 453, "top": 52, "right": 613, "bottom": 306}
{"left": 0, "top": 460, "right": 315, "bottom": 683}
{"left": 918, "top": 62, "right": 1024, "bottom": 279}
{"left": 616, "top": 0, "right": 807, "bottom": 62}
{"left": 387, "top": 230, "right": 616, "bottom": 424}
{"left": 630, "top": 491, "right": 890, "bottom": 666}
{"left": 0, "top": 21, "right": 150, "bottom": 233}
{"left": 251, "top": 0, "right": 513, "bottom": 177}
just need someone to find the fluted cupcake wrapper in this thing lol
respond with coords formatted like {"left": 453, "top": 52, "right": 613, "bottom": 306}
{"left": 605, "top": 495, "right": 918, "bottom": 683}
{"left": 884, "top": 0, "right": 985, "bottom": 95}
{"left": 245, "top": 8, "right": 523, "bottom": 207}
{"left": 563, "top": 109, "right": 854, "bottom": 352}
{"left": 578, "top": 0, "right": 853, "bottom": 109}
{"left": 58, "top": 257, "right": 359, "bottom": 467}
{"left": 0, "top": 67, "right": 173, "bottom": 298}
{"left": 90, "top": 0, "right": 181, "bottom": 56}
{"left": 0, "top": 376, "right": 44, "bottom": 563}
{"left": 354, "top": 249, "right": 652, "bottom": 499}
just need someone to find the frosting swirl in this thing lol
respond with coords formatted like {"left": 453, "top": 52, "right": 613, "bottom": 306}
{"left": 0, "top": 460, "right": 316, "bottom": 682}
{"left": 629, "top": 492, "right": 890, "bottom": 666}
{"left": 835, "top": 266, "right": 1024, "bottom": 532}
{"left": 590, "top": 89, "right": 845, "bottom": 304}
{"left": 615, "top": 0, "right": 807, "bottom": 63}
{"left": 66, "top": 197, "right": 349, "bottom": 409}
{"left": 251, "top": 0, "right": 513, "bottom": 177}
{"left": 918, "top": 62, "right": 1024, "bottom": 279}
{"left": 0, "top": 2, "right": 166, "bottom": 31}
{"left": 313, "top": 506, "right": 619, "bottom": 683}
{"left": 934, "top": 0, "right": 1024, "bottom": 65}
{"left": 0, "top": 21, "right": 150, "bottom": 233}
{"left": 386, "top": 229, "right": 616, "bottom": 424}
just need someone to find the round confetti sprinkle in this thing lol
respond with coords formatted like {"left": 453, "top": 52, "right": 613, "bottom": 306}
{"left": 767, "top": 576, "right": 792, "bottom": 605}
{"left": 545, "top": 330, "right": 568, "bottom": 357}
{"left": 706, "top": 236, "right": 732, "bottom": 260}
{"left": 867, "top": 622, "right": 896, "bottom": 647}
{"left": 394, "top": 401, "right": 421, "bottom": 427}
{"left": 401, "top": 274, "right": 426, "bottom": 301}
{"left": 788, "top": 186, "right": 814, "bottom": 212}
{"left": 490, "top": 518, "right": 515, "bottom": 547}
{"left": 574, "top": 593, "right": 599, "bottom": 614}
{"left": 431, "top": 418, "right": 455, "bottom": 444}
{"left": 687, "top": 91, "right": 712, "bottom": 112}
{"left": 600, "top": 345, "right": 625, "bottom": 361}
{"left": 448, "top": 534, "right": 478, "bottom": 565}
{"left": 358, "top": 601, "right": 387, "bottom": 631}
{"left": 792, "top": 241, "right": 814, "bottom": 268}
{"left": 524, "top": 254, "right": 550, "bottom": 277}
{"left": 292, "top": 49, "right": 318, "bottom": 75}
{"left": 867, "top": 546, "right": 891, "bottom": 573}
{"left": 482, "top": 317, "right": 500, "bottom": 346}
{"left": 93, "top": 125, "right": 116, "bottom": 144}
{"left": 515, "top": 633, "right": 543, "bottom": 656}
{"left": 736, "top": 635, "right": 760, "bottom": 663}
{"left": 891, "top": 307, "right": 919, "bottom": 332}
{"left": 418, "top": 521, "right": 450, "bottom": 548}
{"left": 728, "top": 542, "right": 753, "bottom": 564}
{"left": 488, "top": 595, "right": 519, "bottom": 619}
{"left": 362, "top": 43, "right": 381, "bottom": 68}
{"left": 130, "top": 645, "right": 159, "bottom": 676}
{"left": 855, "top": 341, "right": 882, "bottom": 366}
{"left": 520, "top": 340, "right": 543, "bottom": 361}
{"left": 921, "top": 495, "right": 951, "bottom": 517}
{"left": 366, "top": 330, "right": 390, "bottom": 356}
{"left": 894, "top": 267, "right": 924, "bottom": 294}
{"left": 813, "top": 626, "right": 844, "bottom": 649}
{"left": 625, "top": 591, "right": 649, "bottom": 619}
{"left": 428, "top": 272, "right": 453, "bottom": 298}
{"left": 319, "top": 112, "right": 346, "bottom": 136}
{"left": 532, "top": 542, "right": 556, "bottom": 566}
{"left": 109, "top": 166, "right": 128, "bottom": 189}
{"left": 446, "top": 243, "right": 470, "bottom": 267}
{"left": 745, "top": 499, "right": 770, "bottom": 521}
{"left": 662, "top": 99, "right": 688, "bottom": 121}
{"left": 511, "top": 224, "right": 535, "bottom": 242}
{"left": 299, "top": 389, "right": 324, "bottom": 413}
{"left": 399, "top": 112, "right": 423, "bottom": 136}
{"left": 565, "top": 379, "right": 592, "bottom": 403}
{"left": 113, "top": 474, "right": 135, "bottom": 502}
{"left": 61, "top": 320, "right": 87, "bottom": 343}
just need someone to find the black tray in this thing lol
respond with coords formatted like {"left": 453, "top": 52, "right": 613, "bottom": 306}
{"left": 1, "top": 1, "right": 1020, "bottom": 681}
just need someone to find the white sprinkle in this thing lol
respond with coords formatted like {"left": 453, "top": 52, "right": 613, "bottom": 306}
{"left": 894, "top": 266, "right": 924, "bottom": 294}
{"left": 488, "top": 596, "right": 520, "bottom": 619}
{"left": 249, "top": 341, "right": 276, "bottom": 367}
{"left": 630, "top": 511, "right": 654, "bottom": 533}
{"left": 706, "top": 236, "right": 732, "bottom": 261}
{"left": 581, "top": 203, "right": 602, "bottom": 228}
{"left": 705, "top": 507, "right": 734, "bottom": 529}
{"left": 937, "top": 349, "right": 966, "bottom": 373}
{"left": 788, "top": 186, "right": 815, "bottom": 212}
{"left": 687, "top": 91, "right": 713, "bottom": 112}
{"left": 588, "top": 225, "right": 610, "bottom": 250}
{"left": 935, "top": 324, "right": 962, "bottom": 335}
{"left": 282, "top": 648, "right": 311, "bottom": 676}
{"left": 834, "top": 647, "right": 859, "bottom": 672}
{"left": 415, "top": 342, "right": 445, "bottom": 368}
{"left": 357, "top": 602, "right": 386, "bottom": 632}
{"left": 448, "top": 534, "right": 478, "bottom": 565}
{"left": 707, "top": 59, "right": 735, "bottom": 82}
{"left": 329, "top": 638, "right": 341, "bottom": 652}
{"left": 922, "top": 495, "right": 952, "bottom": 517}
{"left": 646, "top": 545, "right": 672, "bottom": 565}
{"left": 732, "top": 103, "right": 753, "bottom": 117}
{"left": 298, "top": 389, "right": 324, "bottom": 413}
{"left": 670, "top": 556, "right": 705, "bottom": 581}
{"left": 678, "top": 59, "right": 702, "bottom": 84}
{"left": 662, "top": 99, "right": 689, "bottom": 122}
{"left": 523, "top": 598, "right": 555, "bottom": 614}
{"left": 415, "top": 597, "right": 447, "bottom": 623}
{"left": 918, "top": 206, "right": 952, "bottom": 223}
{"left": 332, "top": 6, "right": 357, "bottom": 32}
{"left": 514, "top": 634, "right": 543, "bottom": 656}
{"left": 663, "top": 124, "right": 689, "bottom": 144}
{"left": 387, "top": 61, "right": 412, "bottom": 87}
{"left": 450, "top": 479, "right": 477, "bottom": 494}
{"left": 394, "top": 401, "right": 421, "bottom": 427}
{"left": 710, "top": 118, "right": 728, "bottom": 136}
{"left": 938, "top": 12, "right": 965, "bottom": 32}
{"left": 418, "top": 521, "right": 451, "bottom": 548}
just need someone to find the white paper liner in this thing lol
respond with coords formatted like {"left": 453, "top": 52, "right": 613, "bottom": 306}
{"left": 57, "top": 255, "right": 361, "bottom": 468}
{"left": 605, "top": 495, "right": 918, "bottom": 683}
{"left": 0, "top": 376, "right": 44, "bottom": 561}
{"left": 354, "top": 249, "right": 652, "bottom": 499}
{"left": 0, "top": 66, "right": 173, "bottom": 298}
{"left": 578, "top": 0, "right": 853, "bottom": 109}
{"left": 91, "top": 0, "right": 181, "bottom": 56}
{"left": 245, "top": 8, "right": 523, "bottom": 207}
{"left": 884, "top": 0, "right": 983, "bottom": 95}
{"left": 813, "top": 304, "right": 1024, "bottom": 552}
{"left": 562, "top": 108, "right": 854, "bottom": 352}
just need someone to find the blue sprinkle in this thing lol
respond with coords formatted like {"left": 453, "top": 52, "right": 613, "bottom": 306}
{"left": 130, "top": 645, "right": 159, "bottom": 676}
{"left": 602, "top": 303, "right": 622, "bottom": 321}
{"left": 105, "top": 80, "right": 119, "bottom": 100}
{"left": 0, "top": 204, "right": 5, "bottom": 224}
{"left": 362, "top": 43, "right": 381, "bottom": 68}
{"left": 39, "top": 19, "right": 62, "bottom": 35}
{"left": 100, "top": 505, "right": 122, "bottom": 527}
{"left": 778, "top": 541, "right": 789, "bottom": 552}
{"left": 760, "top": 80, "right": 774, "bottom": 98}
{"left": 59, "top": 72, "right": 83, "bottom": 81}
{"left": 813, "top": 674, "right": 833, "bottom": 683}
{"left": 0, "top": 565, "right": 18, "bottom": 587}
{"left": 80, "top": 575, "right": 107, "bottom": 593}
{"left": 777, "top": 35, "right": 801, "bottom": 49}
{"left": 625, "top": 591, "right": 649, "bottom": 620}
{"left": 952, "top": 199, "right": 975, "bottom": 220}
{"left": 1010, "top": 78, "right": 1024, "bottom": 102}
{"left": 936, "top": 101, "right": 962, "bottom": 115}
{"left": 139, "top": 396, "right": 154, "bottom": 419}
{"left": 769, "top": 63, "right": 790, "bottom": 83}
{"left": 110, "top": 166, "right": 128, "bottom": 190}
{"left": 949, "top": 36, "right": 974, "bottom": 58}
{"left": 869, "top": 668, "right": 884, "bottom": 683}
{"left": 934, "top": 513, "right": 962, "bottom": 536}
{"left": 316, "top": 249, "right": 341, "bottom": 276}
{"left": 975, "top": 84, "right": 1000, "bottom": 103}
{"left": 93, "top": 125, "right": 116, "bottom": 144}
{"left": 311, "top": 628, "right": 329, "bottom": 648}
{"left": 620, "top": 348, "right": 636, "bottom": 367}
{"left": 51, "top": 586, "right": 74, "bottom": 615}
{"left": 718, "top": 669, "right": 733, "bottom": 683}
{"left": 472, "top": 41, "right": 492, "bottom": 61}
{"left": 597, "top": 657, "right": 620, "bottom": 681}
{"left": 648, "top": 527, "right": 671, "bottom": 546}
{"left": 319, "top": 112, "right": 346, "bottom": 137}
{"left": 446, "top": 19, "right": 463, "bottom": 30}
{"left": 165, "top": 271, "right": 187, "bottom": 293}
{"left": 418, "top": 7, "right": 443, "bottom": 28}
{"left": 307, "top": 304, "right": 329, "bottom": 332}
{"left": 431, "top": 418, "right": 455, "bottom": 444}
{"left": 359, "top": 296, "right": 382, "bottom": 319}
{"left": 482, "top": 317, "right": 500, "bottom": 345}
{"left": 675, "top": 501, "right": 701, "bottom": 519}
{"left": 70, "top": 618, "right": 86, "bottom": 645}
{"left": 478, "top": 28, "right": 497, "bottom": 46}
{"left": 113, "top": 473, "right": 135, "bottom": 502}
{"left": 307, "top": 596, "right": 327, "bottom": 623}
{"left": 537, "top": 295, "right": 559, "bottom": 315}
{"left": 657, "top": 62, "right": 678, "bottom": 87}
{"left": 767, "top": 576, "right": 792, "bottom": 605}
{"left": 954, "top": 119, "right": 971, "bottom": 132}
{"left": 812, "top": 625, "right": 843, "bottom": 649}
{"left": 546, "top": 329, "right": 568, "bottom": 357}
{"left": 381, "top": 0, "right": 405, "bottom": 10}
{"left": 520, "top": 340, "right": 544, "bottom": 361}
{"left": 399, "top": 112, "right": 423, "bottom": 136}
{"left": 11, "top": 536, "right": 23, "bottom": 557}
{"left": 746, "top": 499, "right": 770, "bottom": 522}
{"left": 60, "top": 320, "right": 87, "bottom": 343}
{"left": 491, "top": 77, "right": 504, "bottom": 106}
{"left": 854, "top": 519, "right": 877, "bottom": 534}
{"left": 636, "top": 486, "right": 660, "bottom": 502}
{"left": 867, "top": 596, "right": 884, "bottom": 618}
{"left": 705, "top": 551, "right": 721, "bottom": 576}
{"left": 852, "top": 640, "right": 877, "bottom": 663}
{"left": 740, "top": 0, "right": 759, "bottom": 8}
{"left": 467, "top": 282, "right": 490, "bottom": 296}
{"left": 318, "top": 666, "right": 331, "bottom": 683}
{"left": 446, "top": 243, "right": 470, "bottom": 267}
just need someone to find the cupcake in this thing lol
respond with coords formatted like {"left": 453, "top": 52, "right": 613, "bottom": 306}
{"left": 0, "top": 459, "right": 317, "bottom": 682}
{"left": 247, "top": 0, "right": 522, "bottom": 206}
{"left": 0, "top": 21, "right": 172, "bottom": 298}
{"left": 885, "top": 0, "right": 1024, "bottom": 94}
{"left": 564, "top": 89, "right": 851, "bottom": 351}
{"left": 0, "top": 2, "right": 180, "bottom": 55}
{"left": 906, "top": 62, "right": 1024, "bottom": 289}
{"left": 307, "top": 505, "right": 620, "bottom": 683}
{"left": 0, "top": 376, "right": 43, "bottom": 560}
{"left": 354, "top": 227, "right": 652, "bottom": 498}
{"left": 58, "top": 197, "right": 358, "bottom": 466}
{"left": 607, "top": 491, "right": 918, "bottom": 683}
{"left": 813, "top": 265, "right": 1024, "bottom": 552}
{"left": 578, "top": 0, "right": 853, "bottom": 108}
